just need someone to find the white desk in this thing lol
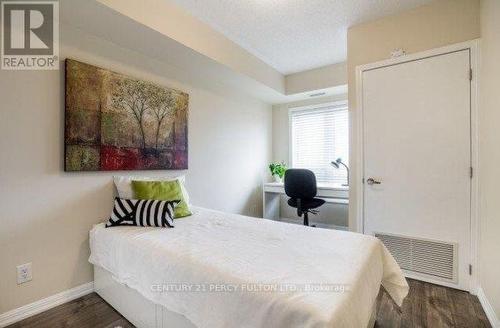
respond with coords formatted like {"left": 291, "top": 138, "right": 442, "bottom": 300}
{"left": 263, "top": 182, "right": 349, "bottom": 229}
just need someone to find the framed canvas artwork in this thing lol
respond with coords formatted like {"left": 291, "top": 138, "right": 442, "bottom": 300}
{"left": 64, "top": 59, "right": 188, "bottom": 171}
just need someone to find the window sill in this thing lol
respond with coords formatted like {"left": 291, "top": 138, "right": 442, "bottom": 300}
{"left": 264, "top": 182, "right": 349, "bottom": 191}
{"left": 317, "top": 182, "right": 349, "bottom": 191}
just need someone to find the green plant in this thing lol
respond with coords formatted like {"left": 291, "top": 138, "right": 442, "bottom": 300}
{"left": 269, "top": 162, "right": 287, "bottom": 178}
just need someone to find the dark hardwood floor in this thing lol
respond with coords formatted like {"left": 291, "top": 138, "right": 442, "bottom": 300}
{"left": 8, "top": 279, "right": 490, "bottom": 328}
{"left": 376, "top": 279, "right": 490, "bottom": 328}
{"left": 6, "top": 293, "right": 134, "bottom": 328}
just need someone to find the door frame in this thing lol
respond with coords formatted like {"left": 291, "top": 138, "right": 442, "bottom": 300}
{"left": 354, "top": 40, "right": 480, "bottom": 293}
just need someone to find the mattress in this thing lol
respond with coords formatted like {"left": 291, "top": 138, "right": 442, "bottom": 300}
{"left": 89, "top": 206, "right": 408, "bottom": 328}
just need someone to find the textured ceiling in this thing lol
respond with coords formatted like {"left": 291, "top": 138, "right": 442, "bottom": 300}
{"left": 169, "top": 0, "right": 434, "bottom": 74}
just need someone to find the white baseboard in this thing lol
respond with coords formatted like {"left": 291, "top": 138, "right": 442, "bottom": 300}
{"left": 0, "top": 281, "right": 94, "bottom": 327}
{"left": 478, "top": 287, "right": 500, "bottom": 328}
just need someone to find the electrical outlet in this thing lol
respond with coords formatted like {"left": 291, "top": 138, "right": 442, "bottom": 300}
{"left": 17, "top": 263, "right": 32, "bottom": 284}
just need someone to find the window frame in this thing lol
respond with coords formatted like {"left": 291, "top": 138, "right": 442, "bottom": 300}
{"left": 288, "top": 100, "right": 349, "bottom": 184}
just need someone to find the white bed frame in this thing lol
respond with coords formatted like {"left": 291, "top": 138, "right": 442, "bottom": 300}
{"left": 94, "top": 265, "right": 377, "bottom": 328}
{"left": 94, "top": 266, "right": 196, "bottom": 328}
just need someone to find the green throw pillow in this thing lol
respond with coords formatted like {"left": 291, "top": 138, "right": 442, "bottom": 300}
{"left": 131, "top": 180, "right": 191, "bottom": 218}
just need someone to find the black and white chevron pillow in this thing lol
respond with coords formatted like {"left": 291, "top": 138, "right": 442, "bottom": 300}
{"left": 106, "top": 198, "right": 179, "bottom": 228}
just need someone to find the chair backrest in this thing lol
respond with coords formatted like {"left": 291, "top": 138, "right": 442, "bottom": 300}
{"left": 284, "top": 169, "right": 317, "bottom": 200}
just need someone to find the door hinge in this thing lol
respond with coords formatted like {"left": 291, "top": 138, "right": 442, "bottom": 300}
{"left": 362, "top": 178, "right": 365, "bottom": 184}
{"left": 469, "top": 68, "right": 473, "bottom": 81}
{"left": 469, "top": 264, "right": 473, "bottom": 275}
{"left": 470, "top": 167, "right": 473, "bottom": 179}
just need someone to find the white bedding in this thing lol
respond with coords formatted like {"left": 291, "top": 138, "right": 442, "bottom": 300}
{"left": 89, "top": 207, "right": 408, "bottom": 328}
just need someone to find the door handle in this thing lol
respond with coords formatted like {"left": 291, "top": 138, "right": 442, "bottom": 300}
{"left": 366, "top": 178, "right": 381, "bottom": 185}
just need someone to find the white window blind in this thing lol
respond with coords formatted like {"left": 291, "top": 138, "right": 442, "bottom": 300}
{"left": 290, "top": 103, "right": 349, "bottom": 184}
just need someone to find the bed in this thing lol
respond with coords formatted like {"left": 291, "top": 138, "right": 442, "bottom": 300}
{"left": 89, "top": 206, "right": 408, "bottom": 328}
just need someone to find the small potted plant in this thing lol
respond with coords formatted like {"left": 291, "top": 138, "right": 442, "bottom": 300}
{"left": 269, "top": 162, "right": 287, "bottom": 183}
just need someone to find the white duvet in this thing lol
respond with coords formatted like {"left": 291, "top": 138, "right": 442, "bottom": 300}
{"left": 89, "top": 207, "right": 408, "bottom": 328}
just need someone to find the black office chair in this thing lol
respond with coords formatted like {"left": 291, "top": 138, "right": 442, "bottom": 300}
{"left": 284, "top": 169, "right": 325, "bottom": 226}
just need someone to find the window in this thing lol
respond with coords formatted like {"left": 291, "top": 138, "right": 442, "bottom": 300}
{"left": 290, "top": 102, "right": 349, "bottom": 185}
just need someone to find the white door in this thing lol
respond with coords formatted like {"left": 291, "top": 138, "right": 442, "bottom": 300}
{"left": 362, "top": 50, "right": 471, "bottom": 290}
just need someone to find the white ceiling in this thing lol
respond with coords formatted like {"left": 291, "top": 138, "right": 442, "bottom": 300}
{"left": 170, "top": 0, "right": 434, "bottom": 74}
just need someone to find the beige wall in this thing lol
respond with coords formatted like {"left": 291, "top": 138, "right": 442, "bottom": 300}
{"left": 0, "top": 24, "right": 271, "bottom": 313}
{"left": 272, "top": 94, "right": 348, "bottom": 164}
{"left": 285, "top": 62, "right": 347, "bottom": 95}
{"left": 479, "top": 0, "right": 500, "bottom": 320}
{"left": 347, "top": 0, "right": 480, "bottom": 230}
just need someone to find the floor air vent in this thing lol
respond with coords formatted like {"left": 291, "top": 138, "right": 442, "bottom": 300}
{"left": 375, "top": 233, "right": 457, "bottom": 282}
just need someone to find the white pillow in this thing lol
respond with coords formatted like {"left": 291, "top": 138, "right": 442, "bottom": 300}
{"left": 113, "top": 175, "right": 190, "bottom": 205}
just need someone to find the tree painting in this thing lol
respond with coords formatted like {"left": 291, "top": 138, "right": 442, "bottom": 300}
{"left": 112, "top": 79, "right": 151, "bottom": 149}
{"left": 65, "top": 59, "right": 188, "bottom": 171}
{"left": 149, "top": 87, "right": 175, "bottom": 150}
